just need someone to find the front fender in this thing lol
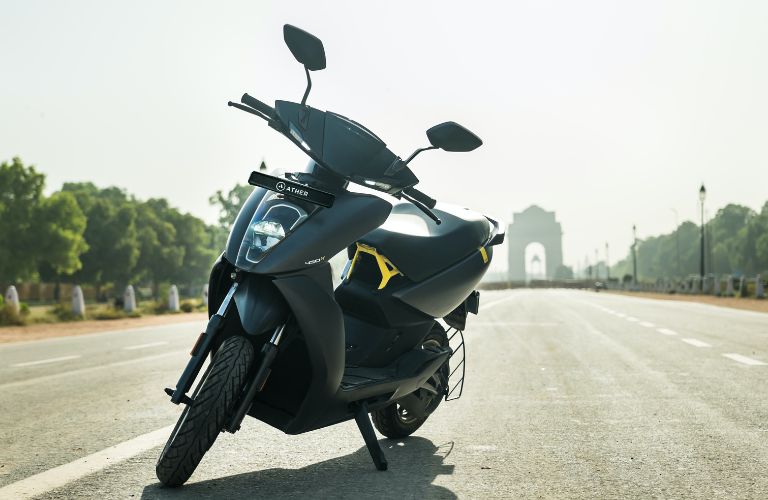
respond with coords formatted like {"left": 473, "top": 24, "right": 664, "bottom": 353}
{"left": 233, "top": 273, "right": 290, "bottom": 336}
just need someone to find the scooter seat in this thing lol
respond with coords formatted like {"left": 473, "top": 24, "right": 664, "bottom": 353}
{"left": 358, "top": 202, "right": 490, "bottom": 282}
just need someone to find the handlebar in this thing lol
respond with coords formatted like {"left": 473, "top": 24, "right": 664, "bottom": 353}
{"left": 241, "top": 93, "right": 276, "bottom": 119}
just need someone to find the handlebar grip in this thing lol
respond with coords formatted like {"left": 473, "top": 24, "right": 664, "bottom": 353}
{"left": 404, "top": 187, "right": 437, "bottom": 209}
{"left": 241, "top": 93, "right": 275, "bottom": 119}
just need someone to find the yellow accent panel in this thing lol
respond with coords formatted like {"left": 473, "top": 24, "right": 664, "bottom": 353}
{"left": 479, "top": 246, "right": 489, "bottom": 264}
{"left": 346, "top": 242, "right": 403, "bottom": 289}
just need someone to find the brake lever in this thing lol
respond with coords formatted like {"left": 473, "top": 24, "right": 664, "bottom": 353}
{"left": 228, "top": 101, "right": 268, "bottom": 119}
{"left": 402, "top": 192, "right": 442, "bottom": 225}
{"left": 227, "top": 102, "right": 283, "bottom": 133}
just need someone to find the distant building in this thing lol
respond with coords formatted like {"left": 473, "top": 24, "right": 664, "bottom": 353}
{"left": 507, "top": 205, "right": 563, "bottom": 282}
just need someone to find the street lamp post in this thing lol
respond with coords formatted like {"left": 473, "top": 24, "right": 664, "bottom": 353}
{"left": 699, "top": 184, "right": 706, "bottom": 281}
{"left": 632, "top": 225, "right": 638, "bottom": 286}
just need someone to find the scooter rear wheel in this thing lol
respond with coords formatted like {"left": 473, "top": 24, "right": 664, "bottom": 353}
{"left": 371, "top": 324, "right": 449, "bottom": 439}
{"left": 156, "top": 335, "right": 254, "bottom": 487}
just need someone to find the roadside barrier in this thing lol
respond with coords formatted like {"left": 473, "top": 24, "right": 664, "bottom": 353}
{"left": 72, "top": 285, "right": 86, "bottom": 318}
{"left": 168, "top": 285, "right": 180, "bottom": 312}
{"left": 4, "top": 286, "right": 20, "bottom": 314}
{"left": 725, "top": 276, "right": 735, "bottom": 297}
{"left": 124, "top": 285, "right": 137, "bottom": 313}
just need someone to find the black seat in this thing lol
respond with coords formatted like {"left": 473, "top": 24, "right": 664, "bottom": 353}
{"left": 358, "top": 202, "right": 491, "bottom": 282}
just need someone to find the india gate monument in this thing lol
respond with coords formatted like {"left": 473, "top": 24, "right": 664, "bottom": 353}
{"left": 507, "top": 205, "right": 564, "bottom": 281}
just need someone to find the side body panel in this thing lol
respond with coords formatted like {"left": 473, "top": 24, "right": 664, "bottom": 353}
{"left": 270, "top": 265, "right": 345, "bottom": 434}
{"left": 393, "top": 247, "right": 493, "bottom": 318}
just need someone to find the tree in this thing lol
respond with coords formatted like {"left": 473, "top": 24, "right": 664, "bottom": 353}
{"left": 0, "top": 158, "right": 87, "bottom": 284}
{"left": 134, "top": 199, "right": 185, "bottom": 298}
{"left": 166, "top": 210, "right": 217, "bottom": 287}
{"left": 62, "top": 183, "right": 140, "bottom": 293}
{"left": 36, "top": 192, "right": 89, "bottom": 277}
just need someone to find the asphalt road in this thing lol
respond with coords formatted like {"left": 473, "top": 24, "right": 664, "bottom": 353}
{"left": 1, "top": 290, "right": 766, "bottom": 499}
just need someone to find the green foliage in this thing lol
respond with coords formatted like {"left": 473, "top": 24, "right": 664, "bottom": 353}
{"left": 613, "top": 202, "right": 768, "bottom": 280}
{"left": 49, "top": 303, "right": 82, "bottom": 322}
{"left": 0, "top": 304, "right": 25, "bottom": 326}
{"left": 0, "top": 158, "right": 257, "bottom": 313}
{"left": 62, "top": 183, "right": 140, "bottom": 289}
{"left": 0, "top": 158, "right": 87, "bottom": 283}
{"left": 91, "top": 307, "right": 141, "bottom": 320}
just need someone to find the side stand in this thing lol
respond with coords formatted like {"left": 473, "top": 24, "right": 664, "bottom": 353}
{"left": 353, "top": 402, "right": 388, "bottom": 471}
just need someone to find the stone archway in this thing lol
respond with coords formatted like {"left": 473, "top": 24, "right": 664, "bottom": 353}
{"left": 507, "top": 205, "right": 563, "bottom": 281}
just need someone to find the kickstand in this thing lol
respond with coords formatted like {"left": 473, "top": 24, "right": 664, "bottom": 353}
{"left": 353, "top": 402, "right": 388, "bottom": 471}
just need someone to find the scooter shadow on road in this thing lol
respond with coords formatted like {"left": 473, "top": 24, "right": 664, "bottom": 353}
{"left": 140, "top": 437, "right": 456, "bottom": 500}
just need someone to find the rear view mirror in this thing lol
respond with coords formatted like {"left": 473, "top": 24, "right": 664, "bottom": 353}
{"left": 283, "top": 25, "right": 326, "bottom": 71}
{"left": 426, "top": 122, "right": 482, "bottom": 152}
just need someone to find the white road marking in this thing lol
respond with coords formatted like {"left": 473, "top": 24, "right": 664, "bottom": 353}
{"left": 11, "top": 355, "right": 81, "bottom": 367}
{"left": 0, "top": 350, "right": 187, "bottom": 390}
{"left": 657, "top": 328, "right": 678, "bottom": 336}
{"left": 123, "top": 341, "right": 169, "bottom": 351}
{"left": 722, "top": 353, "right": 767, "bottom": 366}
{"left": 0, "top": 425, "right": 173, "bottom": 499}
{"left": 615, "top": 313, "right": 627, "bottom": 318}
{"left": 639, "top": 321, "right": 655, "bottom": 328}
{"left": 470, "top": 321, "right": 559, "bottom": 327}
{"left": 626, "top": 316, "right": 639, "bottom": 322}
{"left": 681, "top": 338, "right": 711, "bottom": 348}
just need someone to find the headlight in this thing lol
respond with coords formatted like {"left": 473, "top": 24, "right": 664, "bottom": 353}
{"left": 234, "top": 195, "right": 309, "bottom": 270}
{"left": 245, "top": 220, "right": 286, "bottom": 262}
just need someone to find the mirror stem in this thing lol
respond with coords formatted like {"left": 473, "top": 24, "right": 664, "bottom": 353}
{"left": 404, "top": 146, "right": 437, "bottom": 164}
{"left": 301, "top": 66, "right": 312, "bottom": 106}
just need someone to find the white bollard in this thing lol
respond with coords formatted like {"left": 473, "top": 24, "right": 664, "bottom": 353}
{"left": 756, "top": 275, "right": 765, "bottom": 299}
{"left": 691, "top": 277, "right": 700, "bottom": 294}
{"left": 725, "top": 276, "right": 735, "bottom": 297}
{"left": 168, "top": 285, "right": 180, "bottom": 312}
{"left": 124, "top": 285, "right": 136, "bottom": 313}
{"left": 202, "top": 284, "right": 209, "bottom": 307}
{"left": 71, "top": 285, "right": 86, "bottom": 318}
{"left": 713, "top": 277, "right": 721, "bottom": 296}
{"left": 4, "top": 285, "right": 20, "bottom": 313}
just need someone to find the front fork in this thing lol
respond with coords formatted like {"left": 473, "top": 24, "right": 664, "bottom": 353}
{"left": 164, "top": 281, "right": 240, "bottom": 405}
{"left": 164, "top": 278, "right": 287, "bottom": 434}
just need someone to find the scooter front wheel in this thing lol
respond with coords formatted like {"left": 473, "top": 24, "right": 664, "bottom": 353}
{"left": 156, "top": 335, "right": 254, "bottom": 487}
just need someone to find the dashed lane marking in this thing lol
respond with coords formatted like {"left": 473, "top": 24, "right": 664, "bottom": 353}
{"left": 11, "top": 355, "right": 81, "bottom": 367}
{"left": 0, "top": 350, "right": 187, "bottom": 390}
{"left": 657, "top": 328, "right": 678, "bottom": 336}
{"left": 123, "top": 341, "right": 169, "bottom": 351}
{"left": 639, "top": 321, "right": 655, "bottom": 328}
{"left": 681, "top": 338, "right": 711, "bottom": 348}
{"left": 722, "top": 353, "right": 767, "bottom": 366}
{"left": 626, "top": 317, "right": 639, "bottom": 322}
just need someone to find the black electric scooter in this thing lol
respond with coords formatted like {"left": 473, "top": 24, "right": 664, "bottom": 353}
{"left": 156, "top": 24, "right": 504, "bottom": 487}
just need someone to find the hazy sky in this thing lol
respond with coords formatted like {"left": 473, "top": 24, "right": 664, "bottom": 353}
{"left": 2, "top": 0, "right": 767, "bottom": 274}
